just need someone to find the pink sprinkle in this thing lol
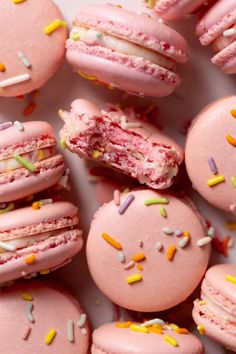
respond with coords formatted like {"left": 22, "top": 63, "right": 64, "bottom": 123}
{"left": 124, "top": 261, "right": 135, "bottom": 270}
{"left": 139, "top": 240, "right": 143, "bottom": 248}
{"left": 21, "top": 271, "right": 27, "bottom": 277}
{"left": 118, "top": 194, "right": 135, "bottom": 215}
{"left": 22, "top": 326, "right": 31, "bottom": 340}
{"left": 114, "top": 190, "right": 120, "bottom": 206}
{"left": 0, "top": 122, "right": 12, "bottom": 131}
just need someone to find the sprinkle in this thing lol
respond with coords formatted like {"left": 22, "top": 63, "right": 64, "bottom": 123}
{"left": 207, "top": 227, "right": 215, "bottom": 238}
{"left": 0, "top": 122, "right": 13, "bottom": 131}
{"left": 13, "top": 154, "right": 36, "bottom": 172}
{"left": 122, "top": 122, "right": 142, "bottom": 129}
{"left": 92, "top": 150, "right": 102, "bottom": 158}
{"left": 32, "top": 201, "right": 42, "bottom": 210}
{"left": 26, "top": 302, "right": 34, "bottom": 323}
{"left": 39, "top": 198, "right": 53, "bottom": 205}
{"left": 147, "top": 0, "right": 156, "bottom": 8}
{"left": 81, "top": 328, "right": 87, "bottom": 335}
{"left": 0, "top": 73, "right": 31, "bottom": 88}
{"left": 230, "top": 204, "right": 236, "bottom": 212}
{"left": 163, "top": 227, "right": 173, "bottom": 235}
{"left": 169, "top": 323, "right": 179, "bottom": 330}
{"left": 144, "top": 198, "right": 169, "bottom": 206}
{"left": 114, "top": 190, "right": 121, "bottom": 206}
{"left": 175, "top": 230, "right": 183, "bottom": 237}
{"left": 197, "top": 237, "right": 212, "bottom": 247}
{"left": 231, "top": 176, "right": 236, "bottom": 188}
{"left": 23, "top": 102, "right": 37, "bottom": 116}
{"left": 0, "top": 203, "right": 7, "bottom": 209}
{"left": 78, "top": 314, "right": 87, "bottom": 328}
{"left": 160, "top": 207, "right": 167, "bottom": 218}
{"left": 0, "top": 64, "right": 5, "bottom": 72}
{"left": 137, "top": 264, "right": 143, "bottom": 271}
{"left": 116, "top": 321, "right": 132, "bottom": 328}
{"left": 178, "top": 237, "right": 190, "bottom": 248}
{"left": 0, "top": 202, "right": 14, "bottom": 215}
{"left": 130, "top": 324, "right": 148, "bottom": 333}
{"left": 166, "top": 245, "right": 177, "bottom": 261}
{"left": 175, "top": 328, "right": 189, "bottom": 334}
{"left": 207, "top": 175, "right": 225, "bottom": 187}
{"left": 22, "top": 292, "right": 33, "bottom": 301}
{"left": 231, "top": 109, "right": 236, "bottom": 118}
{"left": 78, "top": 71, "right": 97, "bottom": 81}
{"left": 22, "top": 326, "right": 31, "bottom": 340}
{"left": 44, "top": 19, "right": 67, "bottom": 35}
{"left": 226, "top": 274, "right": 236, "bottom": 284}
{"left": 60, "top": 138, "right": 67, "bottom": 150}
{"left": 226, "top": 135, "right": 236, "bottom": 147}
{"left": 164, "top": 335, "right": 178, "bottom": 347}
{"left": 102, "top": 233, "right": 122, "bottom": 250}
{"left": 156, "top": 241, "right": 163, "bottom": 251}
{"left": 138, "top": 240, "right": 143, "bottom": 247}
{"left": 124, "top": 261, "right": 135, "bottom": 270}
{"left": 118, "top": 194, "right": 135, "bottom": 215}
{"left": 24, "top": 254, "right": 36, "bottom": 264}
{"left": 118, "top": 251, "right": 126, "bottom": 263}
{"left": 0, "top": 241, "right": 16, "bottom": 252}
{"left": 13, "top": 120, "right": 24, "bottom": 131}
{"left": 67, "top": 320, "right": 74, "bottom": 342}
{"left": 208, "top": 157, "right": 218, "bottom": 174}
{"left": 199, "top": 300, "right": 207, "bottom": 305}
{"left": 127, "top": 274, "right": 143, "bottom": 284}
{"left": 18, "top": 52, "right": 31, "bottom": 68}
{"left": 148, "top": 327, "right": 163, "bottom": 334}
{"left": 141, "top": 318, "right": 164, "bottom": 327}
{"left": 132, "top": 253, "right": 145, "bottom": 262}
{"left": 223, "top": 28, "right": 236, "bottom": 37}
{"left": 40, "top": 269, "right": 50, "bottom": 275}
{"left": 72, "top": 31, "right": 80, "bottom": 41}
{"left": 197, "top": 324, "right": 205, "bottom": 335}
{"left": 45, "top": 329, "right": 57, "bottom": 345}
{"left": 183, "top": 231, "right": 191, "bottom": 239}
{"left": 13, "top": 0, "right": 26, "bottom": 3}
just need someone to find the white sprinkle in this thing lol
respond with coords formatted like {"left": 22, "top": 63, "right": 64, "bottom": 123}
{"left": 163, "top": 227, "right": 173, "bottom": 235}
{"left": 26, "top": 303, "right": 34, "bottom": 323}
{"left": 197, "top": 237, "right": 212, "bottom": 247}
{"left": 123, "top": 122, "right": 141, "bottom": 129}
{"left": 13, "top": 121, "right": 24, "bottom": 131}
{"left": 223, "top": 28, "right": 236, "bottom": 37}
{"left": 207, "top": 227, "right": 215, "bottom": 238}
{"left": 81, "top": 328, "right": 87, "bottom": 335}
{"left": 0, "top": 241, "right": 16, "bottom": 252}
{"left": 18, "top": 52, "right": 31, "bottom": 68}
{"left": 141, "top": 318, "right": 165, "bottom": 327}
{"left": 114, "top": 190, "right": 121, "bottom": 206}
{"left": 156, "top": 241, "right": 163, "bottom": 251}
{"left": 77, "top": 314, "right": 87, "bottom": 328}
{"left": 144, "top": 162, "right": 157, "bottom": 168}
{"left": 58, "top": 109, "right": 71, "bottom": 121}
{"left": 0, "top": 73, "right": 31, "bottom": 88}
{"left": 67, "top": 320, "right": 74, "bottom": 342}
{"left": 158, "top": 18, "right": 164, "bottom": 24}
{"left": 178, "top": 237, "right": 189, "bottom": 248}
{"left": 118, "top": 251, "right": 126, "bottom": 263}
{"left": 120, "top": 115, "right": 127, "bottom": 129}
{"left": 124, "top": 260, "right": 135, "bottom": 270}
{"left": 39, "top": 198, "right": 53, "bottom": 205}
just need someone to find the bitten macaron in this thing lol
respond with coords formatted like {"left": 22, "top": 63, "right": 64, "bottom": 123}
{"left": 0, "top": 201, "right": 83, "bottom": 284}
{"left": 87, "top": 189, "right": 211, "bottom": 312}
{"left": 66, "top": 4, "right": 188, "bottom": 97}
{"left": 0, "top": 280, "right": 89, "bottom": 353}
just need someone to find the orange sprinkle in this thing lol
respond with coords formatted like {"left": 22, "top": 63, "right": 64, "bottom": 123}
{"left": 137, "top": 264, "right": 143, "bottom": 271}
{"left": 166, "top": 245, "right": 177, "bottom": 261}
{"left": 32, "top": 201, "right": 41, "bottom": 210}
{"left": 132, "top": 253, "right": 145, "bottom": 262}
{"left": 23, "top": 102, "right": 37, "bottom": 116}
{"left": 226, "top": 135, "right": 236, "bottom": 147}
{"left": 148, "top": 327, "right": 163, "bottom": 334}
{"left": 175, "top": 328, "right": 189, "bottom": 334}
{"left": 116, "top": 321, "right": 132, "bottom": 328}
{"left": 24, "top": 254, "right": 36, "bottom": 265}
{"left": 102, "top": 233, "right": 122, "bottom": 250}
{"left": 183, "top": 231, "right": 191, "bottom": 239}
{"left": 0, "top": 63, "right": 5, "bottom": 72}
{"left": 231, "top": 109, "right": 236, "bottom": 118}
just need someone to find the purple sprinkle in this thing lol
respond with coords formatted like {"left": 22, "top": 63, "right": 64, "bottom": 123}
{"left": 175, "top": 230, "right": 183, "bottom": 237}
{"left": 22, "top": 326, "right": 31, "bottom": 341}
{"left": 208, "top": 157, "right": 218, "bottom": 174}
{"left": 0, "top": 122, "right": 12, "bottom": 131}
{"left": 118, "top": 194, "right": 135, "bottom": 215}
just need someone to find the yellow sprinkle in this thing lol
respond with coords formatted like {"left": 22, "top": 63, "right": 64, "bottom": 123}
{"left": 231, "top": 109, "right": 236, "bottom": 118}
{"left": 32, "top": 201, "right": 42, "bottom": 210}
{"left": 0, "top": 63, "right": 5, "bottom": 72}
{"left": 207, "top": 175, "right": 225, "bottom": 186}
{"left": 198, "top": 300, "right": 207, "bottom": 305}
{"left": 226, "top": 274, "right": 236, "bottom": 285}
{"left": 60, "top": 138, "right": 67, "bottom": 150}
{"left": 45, "top": 329, "right": 57, "bottom": 345}
{"left": 115, "top": 4, "right": 122, "bottom": 7}
{"left": 21, "top": 292, "right": 33, "bottom": 301}
{"left": 164, "top": 335, "right": 178, "bottom": 347}
{"left": 24, "top": 254, "right": 36, "bottom": 265}
{"left": 78, "top": 71, "right": 97, "bottom": 81}
{"left": 160, "top": 207, "right": 167, "bottom": 218}
{"left": 137, "top": 264, "right": 143, "bottom": 271}
{"left": 132, "top": 253, "right": 145, "bottom": 262}
{"left": 116, "top": 321, "right": 132, "bottom": 328}
{"left": 148, "top": 326, "right": 163, "bottom": 334}
{"left": 102, "top": 233, "right": 122, "bottom": 250}
{"left": 40, "top": 269, "right": 50, "bottom": 275}
{"left": 122, "top": 187, "right": 130, "bottom": 194}
{"left": 197, "top": 324, "right": 205, "bottom": 335}
{"left": 130, "top": 324, "right": 148, "bottom": 333}
{"left": 144, "top": 198, "right": 169, "bottom": 206}
{"left": 127, "top": 274, "right": 143, "bottom": 284}
{"left": 226, "top": 135, "right": 236, "bottom": 147}
{"left": 166, "top": 245, "right": 177, "bottom": 261}
{"left": 72, "top": 33, "right": 80, "bottom": 41}
{"left": 169, "top": 323, "right": 179, "bottom": 330}
{"left": 44, "top": 19, "right": 67, "bottom": 35}
{"left": 13, "top": 0, "right": 26, "bottom": 3}
{"left": 38, "top": 149, "right": 45, "bottom": 161}
{"left": 175, "top": 328, "right": 189, "bottom": 334}
{"left": 92, "top": 150, "right": 102, "bottom": 159}
{"left": 152, "top": 324, "right": 163, "bottom": 330}
{"left": 147, "top": 0, "right": 156, "bottom": 9}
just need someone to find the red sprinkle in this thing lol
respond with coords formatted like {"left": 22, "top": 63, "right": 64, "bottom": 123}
{"left": 23, "top": 102, "right": 37, "bottom": 116}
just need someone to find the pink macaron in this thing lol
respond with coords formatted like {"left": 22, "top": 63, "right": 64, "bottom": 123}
{"left": 0, "top": 280, "right": 89, "bottom": 353}
{"left": 59, "top": 99, "right": 183, "bottom": 190}
{"left": 0, "top": 201, "right": 83, "bottom": 284}
{"left": 196, "top": 0, "right": 236, "bottom": 74}
{"left": 86, "top": 189, "right": 211, "bottom": 312}
{"left": 0, "top": 120, "right": 65, "bottom": 203}
{"left": 193, "top": 264, "right": 236, "bottom": 352}
{"left": 0, "top": 0, "right": 67, "bottom": 97}
{"left": 92, "top": 321, "right": 204, "bottom": 354}
{"left": 66, "top": 4, "right": 188, "bottom": 97}
{"left": 185, "top": 96, "right": 236, "bottom": 213}
{"left": 145, "top": 0, "right": 207, "bottom": 21}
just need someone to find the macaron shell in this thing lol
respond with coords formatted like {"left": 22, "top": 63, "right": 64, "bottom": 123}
{"left": 212, "top": 41, "right": 236, "bottom": 74}
{"left": 86, "top": 189, "right": 210, "bottom": 312}
{"left": 0, "top": 281, "right": 89, "bottom": 353}
{"left": 153, "top": 0, "right": 207, "bottom": 21}
{"left": 92, "top": 323, "right": 205, "bottom": 354}
{"left": 0, "top": 0, "right": 67, "bottom": 97}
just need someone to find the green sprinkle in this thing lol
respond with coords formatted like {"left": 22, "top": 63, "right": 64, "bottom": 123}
{"left": 231, "top": 176, "right": 236, "bottom": 188}
{"left": 144, "top": 198, "right": 169, "bottom": 206}
{"left": 160, "top": 207, "right": 167, "bottom": 218}
{"left": 60, "top": 138, "right": 67, "bottom": 150}
{"left": 0, "top": 202, "right": 14, "bottom": 215}
{"left": 13, "top": 154, "right": 36, "bottom": 172}
{"left": 147, "top": 0, "right": 155, "bottom": 9}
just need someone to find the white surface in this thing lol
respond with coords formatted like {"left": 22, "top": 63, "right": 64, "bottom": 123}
{"left": 0, "top": 1, "right": 236, "bottom": 353}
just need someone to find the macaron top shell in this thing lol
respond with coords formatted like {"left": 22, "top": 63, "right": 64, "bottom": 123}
{"left": 0, "top": 0, "right": 67, "bottom": 97}
{"left": 87, "top": 189, "right": 211, "bottom": 312}
{"left": 0, "top": 281, "right": 89, "bottom": 353}
{"left": 92, "top": 322, "right": 205, "bottom": 354}
{"left": 185, "top": 96, "right": 236, "bottom": 213}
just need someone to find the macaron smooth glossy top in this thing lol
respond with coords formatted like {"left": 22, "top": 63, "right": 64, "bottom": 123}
{"left": 0, "top": 281, "right": 89, "bottom": 353}
{"left": 86, "top": 189, "right": 211, "bottom": 312}
{"left": 0, "top": 121, "right": 65, "bottom": 203}
{"left": 0, "top": 0, "right": 67, "bottom": 97}
{"left": 0, "top": 201, "right": 83, "bottom": 284}
{"left": 193, "top": 264, "right": 236, "bottom": 352}
{"left": 66, "top": 4, "right": 188, "bottom": 97}
{"left": 196, "top": 0, "right": 236, "bottom": 74}
{"left": 185, "top": 96, "right": 236, "bottom": 213}
{"left": 59, "top": 99, "right": 183, "bottom": 190}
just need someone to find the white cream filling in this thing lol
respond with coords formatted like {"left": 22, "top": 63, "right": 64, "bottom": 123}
{"left": 71, "top": 26, "right": 175, "bottom": 71}
{"left": 212, "top": 23, "right": 236, "bottom": 53}
{"left": 202, "top": 294, "right": 236, "bottom": 323}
